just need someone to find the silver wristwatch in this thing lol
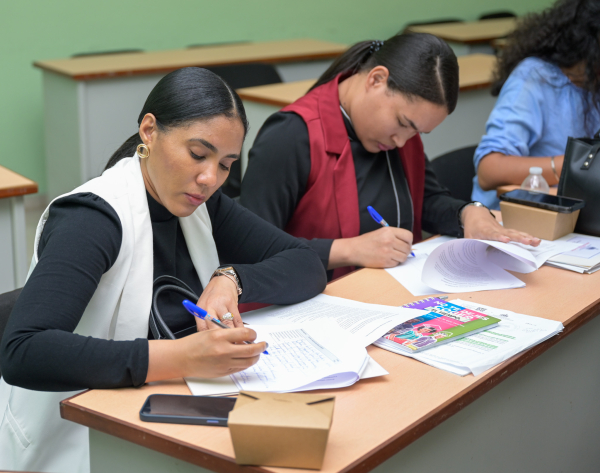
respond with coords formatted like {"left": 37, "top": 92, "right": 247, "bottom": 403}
{"left": 211, "top": 266, "right": 242, "bottom": 297}
{"left": 459, "top": 201, "right": 495, "bottom": 228}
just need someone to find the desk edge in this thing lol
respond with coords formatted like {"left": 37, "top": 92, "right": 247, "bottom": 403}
{"left": 33, "top": 51, "right": 344, "bottom": 81}
{"left": 60, "top": 395, "right": 269, "bottom": 473}
{"left": 60, "top": 287, "right": 600, "bottom": 473}
{"left": 337, "top": 297, "right": 600, "bottom": 473}
{"left": 0, "top": 182, "right": 38, "bottom": 199}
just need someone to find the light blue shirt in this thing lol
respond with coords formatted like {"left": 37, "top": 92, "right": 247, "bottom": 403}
{"left": 472, "top": 57, "right": 600, "bottom": 209}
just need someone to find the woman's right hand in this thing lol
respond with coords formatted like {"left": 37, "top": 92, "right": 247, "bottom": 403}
{"left": 146, "top": 327, "right": 266, "bottom": 382}
{"left": 329, "top": 227, "right": 414, "bottom": 269}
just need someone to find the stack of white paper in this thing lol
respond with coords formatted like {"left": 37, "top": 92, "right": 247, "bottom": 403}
{"left": 381, "top": 299, "right": 563, "bottom": 376}
{"left": 386, "top": 237, "right": 580, "bottom": 295}
{"left": 241, "top": 293, "right": 426, "bottom": 347}
{"left": 545, "top": 234, "right": 600, "bottom": 274}
{"left": 186, "top": 294, "right": 414, "bottom": 395}
{"left": 186, "top": 355, "right": 389, "bottom": 396}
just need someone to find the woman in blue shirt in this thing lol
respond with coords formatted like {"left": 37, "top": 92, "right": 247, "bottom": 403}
{"left": 472, "top": 0, "right": 600, "bottom": 209}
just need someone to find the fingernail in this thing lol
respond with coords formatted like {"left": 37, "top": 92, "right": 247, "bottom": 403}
{"left": 265, "top": 342, "right": 269, "bottom": 350}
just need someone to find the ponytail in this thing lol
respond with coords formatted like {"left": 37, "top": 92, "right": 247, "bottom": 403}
{"left": 311, "top": 33, "right": 459, "bottom": 114}
{"left": 310, "top": 41, "right": 376, "bottom": 90}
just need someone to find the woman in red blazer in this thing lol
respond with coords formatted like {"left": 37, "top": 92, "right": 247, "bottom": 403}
{"left": 241, "top": 33, "right": 538, "bottom": 279}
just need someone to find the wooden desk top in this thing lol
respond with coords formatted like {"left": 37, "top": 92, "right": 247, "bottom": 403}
{"left": 237, "top": 54, "right": 496, "bottom": 107}
{"left": 0, "top": 165, "right": 38, "bottom": 199}
{"left": 33, "top": 39, "right": 348, "bottom": 81}
{"left": 407, "top": 18, "right": 517, "bottom": 44}
{"left": 497, "top": 184, "right": 558, "bottom": 197}
{"left": 62, "top": 264, "right": 600, "bottom": 473}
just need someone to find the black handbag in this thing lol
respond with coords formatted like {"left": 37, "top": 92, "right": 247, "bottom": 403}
{"left": 149, "top": 275, "right": 199, "bottom": 340}
{"left": 558, "top": 132, "right": 600, "bottom": 236}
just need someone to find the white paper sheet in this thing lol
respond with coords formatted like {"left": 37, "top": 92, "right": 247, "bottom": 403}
{"left": 546, "top": 233, "right": 600, "bottom": 272}
{"left": 184, "top": 355, "right": 388, "bottom": 396}
{"left": 384, "top": 236, "right": 455, "bottom": 296}
{"left": 421, "top": 238, "right": 580, "bottom": 293}
{"left": 229, "top": 321, "right": 368, "bottom": 392}
{"left": 422, "top": 239, "right": 526, "bottom": 293}
{"left": 241, "top": 293, "right": 424, "bottom": 347}
{"left": 410, "top": 299, "right": 563, "bottom": 376}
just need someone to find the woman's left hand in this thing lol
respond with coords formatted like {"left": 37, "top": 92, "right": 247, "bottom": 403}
{"left": 461, "top": 205, "right": 541, "bottom": 247}
{"left": 195, "top": 275, "right": 243, "bottom": 331}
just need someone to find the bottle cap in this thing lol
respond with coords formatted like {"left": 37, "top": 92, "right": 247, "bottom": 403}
{"left": 529, "top": 166, "right": 543, "bottom": 174}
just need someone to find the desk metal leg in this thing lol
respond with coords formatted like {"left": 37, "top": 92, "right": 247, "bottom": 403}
{"left": 372, "top": 313, "right": 600, "bottom": 473}
{"left": 0, "top": 196, "right": 27, "bottom": 292}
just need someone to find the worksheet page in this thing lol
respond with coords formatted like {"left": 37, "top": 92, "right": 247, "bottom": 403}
{"left": 242, "top": 294, "right": 423, "bottom": 347}
{"left": 229, "top": 321, "right": 368, "bottom": 392}
{"left": 185, "top": 356, "right": 388, "bottom": 396}
{"left": 410, "top": 299, "right": 563, "bottom": 376}
{"left": 385, "top": 236, "right": 455, "bottom": 296}
{"left": 421, "top": 239, "right": 526, "bottom": 293}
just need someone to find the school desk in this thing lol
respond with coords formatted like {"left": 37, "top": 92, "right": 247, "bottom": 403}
{"left": 0, "top": 166, "right": 37, "bottom": 293}
{"left": 236, "top": 54, "right": 498, "bottom": 173}
{"left": 61, "top": 262, "right": 600, "bottom": 472}
{"left": 497, "top": 184, "right": 558, "bottom": 196}
{"left": 34, "top": 39, "right": 347, "bottom": 200}
{"left": 406, "top": 17, "right": 517, "bottom": 55}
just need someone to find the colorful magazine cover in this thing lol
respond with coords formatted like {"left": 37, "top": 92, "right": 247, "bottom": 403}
{"left": 382, "top": 299, "right": 500, "bottom": 353}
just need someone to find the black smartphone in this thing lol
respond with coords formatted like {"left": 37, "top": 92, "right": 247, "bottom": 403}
{"left": 139, "top": 394, "right": 236, "bottom": 426}
{"left": 499, "top": 189, "right": 585, "bottom": 213}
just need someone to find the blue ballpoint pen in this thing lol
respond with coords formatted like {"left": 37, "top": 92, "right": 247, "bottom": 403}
{"left": 367, "top": 205, "right": 415, "bottom": 257}
{"left": 182, "top": 300, "right": 269, "bottom": 354}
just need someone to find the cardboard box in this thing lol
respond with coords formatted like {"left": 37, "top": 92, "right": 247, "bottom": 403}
{"left": 500, "top": 201, "right": 580, "bottom": 240}
{"left": 228, "top": 391, "right": 335, "bottom": 469}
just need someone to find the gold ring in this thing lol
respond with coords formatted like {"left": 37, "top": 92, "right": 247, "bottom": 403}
{"left": 221, "top": 312, "right": 234, "bottom": 321}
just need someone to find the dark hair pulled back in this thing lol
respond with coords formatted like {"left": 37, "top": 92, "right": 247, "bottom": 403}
{"left": 106, "top": 67, "right": 248, "bottom": 170}
{"left": 311, "top": 33, "right": 459, "bottom": 114}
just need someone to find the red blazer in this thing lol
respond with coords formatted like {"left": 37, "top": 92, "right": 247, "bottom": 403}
{"left": 281, "top": 74, "right": 426, "bottom": 278}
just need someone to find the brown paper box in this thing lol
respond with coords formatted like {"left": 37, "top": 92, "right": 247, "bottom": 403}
{"left": 228, "top": 391, "right": 335, "bottom": 469}
{"left": 500, "top": 201, "right": 580, "bottom": 241}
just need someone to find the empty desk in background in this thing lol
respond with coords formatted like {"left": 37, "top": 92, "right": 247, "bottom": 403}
{"left": 406, "top": 17, "right": 517, "bottom": 55}
{"left": 237, "top": 54, "right": 498, "bottom": 171}
{"left": 61, "top": 263, "right": 600, "bottom": 473}
{"left": 0, "top": 166, "right": 37, "bottom": 293}
{"left": 34, "top": 39, "right": 347, "bottom": 200}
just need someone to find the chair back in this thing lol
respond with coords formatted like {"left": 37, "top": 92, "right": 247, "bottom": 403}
{"left": 0, "top": 288, "right": 22, "bottom": 378}
{"left": 207, "top": 63, "right": 283, "bottom": 198}
{"left": 430, "top": 146, "right": 478, "bottom": 202}
{"left": 478, "top": 11, "right": 516, "bottom": 20}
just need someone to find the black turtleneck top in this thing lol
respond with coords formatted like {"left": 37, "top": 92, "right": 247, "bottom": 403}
{"left": 241, "top": 111, "right": 467, "bottom": 276}
{"left": 0, "top": 189, "right": 326, "bottom": 392}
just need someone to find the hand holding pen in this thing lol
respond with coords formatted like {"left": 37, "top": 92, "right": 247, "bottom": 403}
{"left": 367, "top": 206, "right": 415, "bottom": 257}
{"left": 183, "top": 300, "right": 269, "bottom": 355}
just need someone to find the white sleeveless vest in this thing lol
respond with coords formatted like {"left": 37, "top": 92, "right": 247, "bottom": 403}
{"left": 0, "top": 155, "right": 219, "bottom": 473}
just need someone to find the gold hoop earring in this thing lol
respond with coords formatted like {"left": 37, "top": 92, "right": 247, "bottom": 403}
{"left": 137, "top": 143, "right": 150, "bottom": 159}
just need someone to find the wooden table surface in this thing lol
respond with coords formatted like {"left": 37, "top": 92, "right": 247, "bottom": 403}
{"left": 0, "top": 165, "right": 38, "bottom": 199}
{"left": 407, "top": 18, "right": 517, "bottom": 44}
{"left": 61, "top": 263, "right": 600, "bottom": 473}
{"left": 237, "top": 54, "right": 497, "bottom": 107}
{"left": 33, "top": 39, "right": 348, "bottom": 81}
{"left": 497, "top": 184, "right": 558, "bottom": 197}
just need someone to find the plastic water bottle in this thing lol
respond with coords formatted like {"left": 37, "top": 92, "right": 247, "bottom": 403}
{"left": 521, "top": 166, "right": 550, "bottom": 193}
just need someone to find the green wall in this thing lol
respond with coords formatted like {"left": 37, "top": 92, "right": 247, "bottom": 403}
{"left": 0, "top": 0, "right": 553, "bottom": 194}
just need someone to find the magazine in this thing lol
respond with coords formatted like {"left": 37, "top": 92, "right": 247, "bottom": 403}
{"left": 375, "top": 298, "right": 500, "bottom": 353}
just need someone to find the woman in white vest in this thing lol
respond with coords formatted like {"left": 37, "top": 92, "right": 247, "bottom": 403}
{"left": 0, "top": 67, "right": 327, "bottom": 473}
